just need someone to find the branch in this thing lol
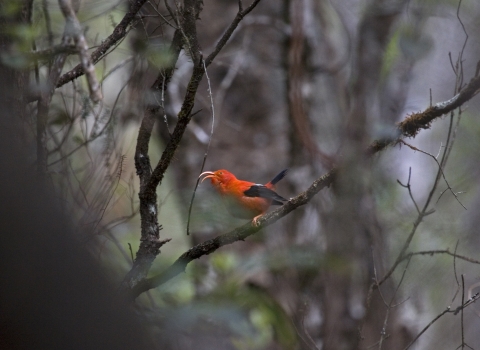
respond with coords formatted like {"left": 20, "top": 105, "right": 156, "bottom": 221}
{"left": 144, "top": 0, "right": 264, "bottom": 197}
{"left": 367, "top": 71, "right": 480, "bottom": 154}
{"left": 205, "top": 0, "right": 261, "bottom": 67}
{"left": 124, "top": 27, "right": 184, "bottom": 288}
{"left": 130, "top": 169, "right": 336, "bottom": 298}
{"left": 399, "top": 140, "right": 466, "bottom": 210}
{"left": 403, "top": 291, "right": 480, "bottom": 350}
{"left": 145, "top": 61, "right": 204, "bottom": 195}
{"left": 56, "top": 0, "right": 148, "bottom": 88}
{"left": 400, "top": 249, "right": 480, "bottom": 265}
{"left": 58, "top": 0, "right": 102, "bottom": 102}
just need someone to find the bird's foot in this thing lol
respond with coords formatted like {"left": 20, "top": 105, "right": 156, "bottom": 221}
{"left": 252, "top": 215, "right": 262, "bottom": 227}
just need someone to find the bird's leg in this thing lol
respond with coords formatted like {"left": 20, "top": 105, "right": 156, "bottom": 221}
{"left": 252, "top": 214, "right": 262, "bottom": 227}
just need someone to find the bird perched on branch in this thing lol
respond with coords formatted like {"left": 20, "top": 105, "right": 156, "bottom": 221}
{"left": 199, "top": 169, "right": 288, "bottom": 225}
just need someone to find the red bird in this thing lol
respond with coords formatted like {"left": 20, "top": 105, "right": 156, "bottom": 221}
{"left": 199, "top": 169, "right": 288, "bottom": 225}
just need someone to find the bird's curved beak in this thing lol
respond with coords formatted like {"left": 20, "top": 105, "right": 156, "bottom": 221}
{"left": 199, "top": 171, "right": 215, "bottom": 183}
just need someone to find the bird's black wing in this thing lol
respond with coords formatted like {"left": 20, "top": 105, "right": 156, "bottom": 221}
{"left": 244, "top": 184, "right": 287, "bottom": 204}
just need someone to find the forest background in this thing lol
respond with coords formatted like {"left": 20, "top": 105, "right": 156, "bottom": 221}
{"left": 1, "top": 0, "right": 480, "bottom": 349}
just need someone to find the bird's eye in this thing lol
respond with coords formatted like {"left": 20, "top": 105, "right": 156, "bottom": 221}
{"left": 219, "top": 171, "right": 223, "bottom": 175}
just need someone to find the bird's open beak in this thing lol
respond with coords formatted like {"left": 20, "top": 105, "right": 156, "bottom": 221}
{"left": 199, "top": 171, "right": 215, "bottom": 183}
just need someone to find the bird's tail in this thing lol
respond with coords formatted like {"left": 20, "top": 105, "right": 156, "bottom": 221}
{"left": 268, "top": 169, "right": 288, "bottom": 186}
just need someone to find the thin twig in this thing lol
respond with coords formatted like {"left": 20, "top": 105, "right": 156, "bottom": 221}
{"left": 403, "top": 308, "right": 450, "bottom": 350}
{"left": 396, "top": 167, "right": 420, "bottom": 214}
{"left": 128, "top": 243, "right": 134, "bottom": 265}
{"left": 92, "top": 155, "right": 126, "bottom": 234}
{"left": 458, "top": 275, "right": 468, "bottom": 350}
{"left": 186, "top": 60, "right": 216, "bottom": 235}
{"left": 404, "top": 290, "right": 480, "bottom": 350}
{"left": 456, "top": 0, "right": 468, "bottom": 90}
{"left": 378, "top": 256, "right": 412, "bottom": 350}
{"left": 399, "top": 249, "right": 480, "bottom": 265}
{"left": 147, "top": 0, "right": 178, "bottom": 29}
{"left": 451, "top": 240, "right": 461, "bottom": 304}
{"left": 399, "top": 140, "right": 466, "bottom": 210}
{"left": 205, "top": 0, "right": 262, "bottom": 67}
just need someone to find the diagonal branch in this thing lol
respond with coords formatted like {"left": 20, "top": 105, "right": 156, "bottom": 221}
{"left": 398, "top": 74, "right": 480, "bottom": 137}
{"left": 367, "top": 71, "right": 480, "bottom": 154}
{"left": 130, "top": 169, "right": 336, "bottom": 298}
{"left": 129, "top": 67, "right": 480, "bottom": 298}
{"left": 205, "top": 0, "right": 261, "bottom": 67}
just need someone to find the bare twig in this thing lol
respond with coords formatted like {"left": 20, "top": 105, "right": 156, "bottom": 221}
{"left": 377, "top": 256, "right": 412, "bottom": 350}
{"left": 456, "top": 275, "right": 473, "bottom": 350}
{"left": 47, "top": 76, "right": 128, "bottom": 167}
{"left": 442, "top": 1, "right": 468, "bottom": 170}
{"left": 403, "top": 308, "right": 450, "bottom": 350}
{"left": 215, "top": 28, "right": 251, "bottom": 119}
{"left": 128, "top": 243, "right": 134, "bottom": 265}
{"left": 205, "top": 0, "right": 262, "bottom": 67}
{"left": 399, "top": 140, "right": 466, "bottom": 210}
{"left": 451, "top": 241, "right": 461, "bottom": 304}
{"left": 186, "top": 60, "right": 216, "bottom": 235}
{"left": 455, "top": 0, "right": 468, "bottom": 90}
{"left": 292, "top": 301, "right": 321, "bottom": 350}
{"left": 399, "top": 249, "right": 480, "bottom": 265}
{"left": 396, "top": 167, "right": 420, "bottom": 214}
{"left": 147, "top": 0, "right": 178, "bottom": 29}
{"left": 92, "top": 155, "right": 126, "bottom": 234}
{"left": 403, "top": 291, "right": 479, "bottom": 350}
